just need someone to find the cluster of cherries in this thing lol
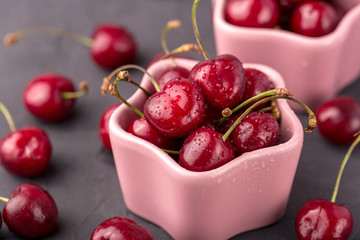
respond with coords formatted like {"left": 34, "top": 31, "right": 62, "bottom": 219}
{"left": 225, "top": 0, "right": 343, "bottom": 37}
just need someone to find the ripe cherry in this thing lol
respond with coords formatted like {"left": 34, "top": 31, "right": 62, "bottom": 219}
{"left": 290, "top": 1, "right": 339, "bottom": 37}
{"left": 99, "top": 103, "right": 121, "bottom": 151}
{"left": 157, "top": 66, "right": 190, "bottom": 90}
{"left": 90, "top": 216, "right": 153, "bottom": 240}
{"left": 4, "top": 24, "right": 137, "bottom": 69}
{"left": 0, "top": 102, "right": 52, "bottom": 177}
{"left": 0, "top": 182, "right": 58, "bottom": 238}
{"left": 23, "top": 73, "right": 88, "bottom": 122}
{"left": 316, "top": 96, "right": 360, "bottom": 145}
{"left": 225, "top": 0, "right": 280, "bottom": 28}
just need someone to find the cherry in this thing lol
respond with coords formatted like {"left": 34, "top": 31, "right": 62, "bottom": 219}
{"left": 290, "top": 1, "right": 339, "bottom": 37}
{"left": 157, "top": 66, "right": 190, "bottom": 90}
{"left": 295, "top": 130, "right": 359, "bottom": 239}
{"left": 0, "top": 102, "right": 52, "bottom": 177}
{"left": 23, "top": 73, "right": 88, "bottom": 122}
{"left": 99, "top": 103, "right": 121, "bottom": 151}
{"left": 0, "top": 182, "right": 58, "bottom": 238}
{"left": 4, "top": 24, "right": 137, "bottom": 69}
{"left": 178, "top": 126, "right": 236, "bottom": 171}
{"left": 225, "top": 0, "right": 280, "bottom": 28}
{"left": 316, "top": 96, "right": 360, "bottom": 145}
{"left": 90, "top": 216, "right": 153, "bottom": 240}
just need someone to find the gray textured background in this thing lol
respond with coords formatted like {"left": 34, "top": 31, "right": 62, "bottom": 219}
{"left": 0, "top": 0, "right": 359, "bottom": 239}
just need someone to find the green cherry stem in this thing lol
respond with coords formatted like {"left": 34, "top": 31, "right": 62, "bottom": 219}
{"left": 331, "top": 132, "right": 360, "bottom": 203}
{"left": 161, "top": 43, "right": 201, "bottom": 60}
{"left": 222, "top": 94, "right": 316, "bottom": 142}
{"left": 3, "top": 26, "right": 93, "bottom": 47}
{"left": 0, "top": 196, "right": 9, "bottom": 203}
{"left": 161, "top": 20, "right": 182, "bottom": 67}
{"left": 192, "top": 0, "right": 210, "bottom": 60}
{"left": 0, "top": 101, "right": 16, "bottom": 132}
{"left": 62, "top": 81, "right": 89, "bottom": 99}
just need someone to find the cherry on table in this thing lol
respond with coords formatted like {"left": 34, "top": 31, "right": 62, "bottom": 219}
{"left": 0, "top": 182, "right": 58, "bottom": 239}
{"left": 23, "top": 73, "right": 88, "bottom": 122}
{"left": 0, "top": 102, "right": 52, "bottom": 177}
{"left": 99, "top": 103, "right": 121, "bottom": 151}
{"left": 4, "top": 24, "right": 137, "bottom": 69}
{"left": 90, "top": 216, "right": 153, "bottom": 240}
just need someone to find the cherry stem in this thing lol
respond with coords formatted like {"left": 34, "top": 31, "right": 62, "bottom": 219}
{"left": 330, "top": 132, "right": 360, "bottom": 203}
{"left": 0, "top": 196, "right": 9, "bottom": 203}
{"left": 162, "top": 149, "right": 180, "bottom": 155}
{"left": 0, "top": 101, "right": 16, "bottom": 132}
{"left": 109, "top": 71, "right": 144, "bottom": 118}
{"left": 105, "top": 64, "right": 160, "bottom": 93}
{"left": 161, "top": 20, "right": 182, "bottom": 67}
{"left": 192, "top": 0, "right": 210, "bottom": 60}
{"left": 222, "top": 94, "right": 316, "bottom": 142}
{"left": 62, "top": 81, "right": 89, "bottom": 99}
{"left": 3, "top": 26, "right": 93, "bottom": 47}
{"left": 161, "top": 43, "right": 202, "bottom": 60}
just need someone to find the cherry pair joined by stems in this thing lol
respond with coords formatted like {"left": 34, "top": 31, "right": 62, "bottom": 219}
{"left": 4, "top": 24, "right": 137, "bottom": 69}
{"left": 295, "top": 131, "right": 359, "bottom": 239}
{"left": 0, "top": 182, "right": 58, "bottom": 239}
{"left": 0, "top": 102, "right": 52, "bottom": 177}
{"left": 90, "top": 216, "right": 153, "bottom": 240}
{"left": 23, "top": 73, "right": 89, "bottom": 122}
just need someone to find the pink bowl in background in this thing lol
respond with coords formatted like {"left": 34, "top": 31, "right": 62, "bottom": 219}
{"left": 109, "top": 58, "right": 304, "bottom": 240}
{"left": 213, "top": 0, "right": 360, "bottom": 111}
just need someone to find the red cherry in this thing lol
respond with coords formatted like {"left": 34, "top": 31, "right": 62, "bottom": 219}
{"left": 290, "top": 1, "right": 339, "bottom": 37}
{"left": 179, "top": 126, "right": 236, "bottom": 171}
{"left": 91, "top": 216, "right": 153, "bottom": 240}
{"left": 295, "top": 198, "right": 353, "bottom": 240}
{"left": 23, "top": 73, "right": 88, "bottom": 122}
{"left": 225, "top": 0, "right": 280, "bottom": 28}
{"left": 143, "top": 77, "right": 206, "bottom": 138}
{"left": 189, "top": 54, "right": 246, "bottom": 110}
{"left": 157, "top": 66, "right": 190, "bottom": 90}
{"left": 1, "top": 182, "right": 58, "bottom": 238}
{"left": 91, "top": 24, "right": 137, "bottom": 69}
{"left": 316, "top": 96, "right": 360, "bottom": 145}
{"left": 99, "top": 103, "right": 121, "bottom": 151}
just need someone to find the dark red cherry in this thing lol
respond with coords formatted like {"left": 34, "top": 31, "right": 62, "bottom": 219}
{"left": 2, "top": 182, "right": 58, "bottom": 238}
{"left": 91, "top": 216, "right": 153, "bottom": 240}
{"left": 99, "top": 103, "right": 121, "bottom": 151}
{"left": 316, "top": 96, "right": 360, "bottom": 145}
{"left": 23, "top": 73, "right": 87, "bottom": 122}
{"left": 230, "top": 111, "right": 280, "bottom": 154}
{"left": 290, "top": 1, "right": 339, "bottom": 37}
{"left": 143, "top": 77, "right": 206, "bottom": 138}
{"left": 91, "top": 24, "right": 137, "bottom": 69}
{"left": 157, "top": 66, "right": 190, "bottom": 90}
{"left": 189, "top": 54, "right": 245, "bottom": 111}
{"left": 0, "top": 126, "right": 52, "bottom": 177}
{"left": 295, "top": 198, "right": 353, "bottom": 240}
{"left": 179, "top": 126, "right": 236, "bottom": 171}
{"left": 128, "top": 117, "right": 180, "bottom": 150}
{"left": 243, "top": 68, "right": 274, "bottom": 110}
{"left": 225, "top": 0, "right": 280, "bottom": 28}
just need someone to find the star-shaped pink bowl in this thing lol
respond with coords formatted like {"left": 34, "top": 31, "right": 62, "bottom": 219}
{"left": 109, "top": 58, "right": 304, "bottom": 240}
{"left": 213, "top": 0, "right": 360, "bottom": 111}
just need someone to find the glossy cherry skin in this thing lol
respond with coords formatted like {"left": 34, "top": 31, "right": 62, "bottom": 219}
{"left": 190, "top": 54, "right": 245, "bottom": 111}
{"left": 99, "top": 103, "right": 121, "bottom": 151}
{"left": 23, "top": 73, "right": 76, "bottom": 122}
{"left": 230, "top": 111, "right": 280, "bottom": 155}
{"left": 91, "top": 24, "right": 137, "bottom": 69}
{"left": 157, "top": 66, "right": 190, "bottom": 90}
{"left": 295, "top": 198, "right": 353, "bottom": 240}
{"left": 144, "top": 77, "right": 206, "bottom": 138}
{"left": 290, "top": 1, "right": 339, "bottom": 37}
{"left": 0, "top": 126, "right": 52, "bottom": 177}
{"left": 3, "top": 182, "right": 58, "bottom": 238}
{"left": 316, "top": 96, "right": 360, "bottom": 145}
{"left": 128, "top": 117, "right": 180, "bottom": 150}
{"left": 179, "top": 126, "right": 236, "bottom": 171}
{"left": 91, "top": 216, "right": 153, "bottom": 240}
{"left": 225, "top": 0, "right": 280, "bottom": 28}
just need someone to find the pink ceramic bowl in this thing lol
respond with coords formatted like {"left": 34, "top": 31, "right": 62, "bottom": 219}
{"left": 213, "top": 0, "right": 360, "bottom": 111}
{"left": 109, "top": 58, "right": 304, "bottom": 240}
